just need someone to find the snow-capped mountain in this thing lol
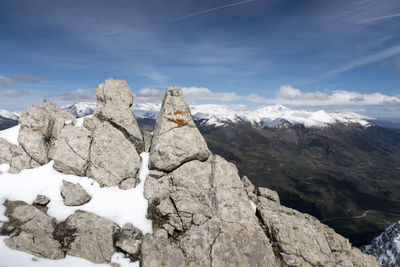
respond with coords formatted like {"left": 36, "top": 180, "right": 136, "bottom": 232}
{"left": 62, "top": 102, "right": 96, "bottom": 118}
{"left": 363, "top": 220, "right": 400, "bottom": 267}
{"left": 0, "top": 110, "right": 19, "bottom": 121}
{"left": 60, "top": 102, "right": 373, "bottom": 128}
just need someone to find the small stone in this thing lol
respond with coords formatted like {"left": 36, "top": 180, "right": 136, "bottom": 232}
{"left": 0, "top": 137, "right": 16, "bottom": 164}
{"left": 33, "top": 195, "right": 50, "bottom": 206}
{"left": 115, "top": 223, "right": 142, "bottom": 259}
{"left": 119, "top": 177, "right": 138, "bottom": 190}
{"left": 61, "top": 180, "right": 91, "bottom": 206}
{"left": 148, "top": 169, "right": 165, "bottom": 179}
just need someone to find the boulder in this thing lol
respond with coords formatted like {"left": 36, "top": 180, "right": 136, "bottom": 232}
{"left": 61, "top": 210, "right": 120, "bottom": 263}
{"left": 149, "top": 86, "right": 210, "bottom": 172}
{"left": 256, "top": 199, "right": 379, "bottom": 267}
{"left": 0, "top": 137, "right": 16, "bottom": 164}
{"left": 10, "top": 101, "right": 74, "bottom": 173}
{"left": 61, "top": 180, "right": 91, "bottom": 206}
{"left": 93, "top": 78, "right": 144, "bottom": 152}
{"left": 0, "top": 201, "right": 64, "bottom": 259}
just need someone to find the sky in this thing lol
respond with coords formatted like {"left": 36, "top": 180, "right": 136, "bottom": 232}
{"left": 0, "top": 0, "right": 400, "bottom": 118}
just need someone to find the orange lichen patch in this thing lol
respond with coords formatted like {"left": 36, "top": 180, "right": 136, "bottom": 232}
{"left": 167, "top": 118, "right": 186, "bottom": 127}
{"left": 174, "top": 110, "right": 183, "bottom": 115}
{"left": 166, "top": 102, "right": 170, "bottom": 105}
{"left": 167, "top": 112, "right": 172, "bottom": 116}
{"left": 109, "top": 97, "right": 113, "bottom": 101}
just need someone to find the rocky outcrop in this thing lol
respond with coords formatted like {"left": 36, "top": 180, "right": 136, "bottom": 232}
{"left": 0, "top": 137, "right": 16, "bottom": 164}
{"left": 256, "top": 196, "right": 378, "bottom": 266}
{"left": 0, "top": 81, "right": 379, "bottom": 267}
{"left": 0, "top": 201, "right": 64, "bottom": 259}
{"left": 9, "top": 101, "right": 75, "bottom": 173}
{"left": 52, "top": 79, "right": 143, "bottom": 188}
{"left": 61, "top": 180, "right": 91, "bottom": 206}
{"left": 149, "top": 86, "right": 210, "bottom": 172}
{"left": 363, "top": 220, "right": 400, "bottom": 267}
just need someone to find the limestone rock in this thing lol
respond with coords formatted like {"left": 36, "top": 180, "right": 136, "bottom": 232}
{"left": 86, "top": 121, "right": 141, "bottom": 187}
{"left": 61, "top": 180, "right": 91, "bottom": 206}
{"left": 61, "top": 210, "right": 120, "bottom": 263}
{"left": 93, "top": 78, "right": 144, "bottom": 152}
{"left": 10, "top": 101, "right": 74, "bottom": 173}
{"left": 257, "top": 186, "right": 280, "bottom": 204}
{"left": 241, "top": 175, "right": 258, "bottom": 203}
{"left": 143, "top": 155, "right": 278, "bottom": 267}
{"left": 257, "top": 199, "right": 379, "bottom": 267}
{"left": 53, "top": 125, "right": 92, "bottom": 176}
{"left": 115, "top": 223, "right": 142, "bottom": 260}
{"left": 0, "top": 201, "right": 64, "bottom": 259}
{"left": 0, "top": 137, "right": 16, "bottom": 164}
{"left": 33, "top": 194, "right": 50, "bottom": 206}
{"left": 149, "top": 86, "right": 210, "bottom": 172}
{"left": 141, "top": 234, "right": 185, "bottom": 267}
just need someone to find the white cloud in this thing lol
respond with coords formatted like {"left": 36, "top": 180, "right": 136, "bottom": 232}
{"left": 134, "top": 86, "right": 241, "bottom": 103}
{"left": 51, "top": 88, "right": 95, "bottom": 102}
{"left": 135, "top": 88, "right": 164, "bottom": 103}
{"left": 0, "top": 89, "right": 30, "bottom": 98}
{"left": 246, "top": 85, "right": 400, "bottom": 106}
{"left": 182, "top": 87, "right": 240, "bottom": 102}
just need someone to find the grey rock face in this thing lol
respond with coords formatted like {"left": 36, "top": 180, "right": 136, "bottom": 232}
{"left": 149, "top": 86, "right": 210, "bottom": 172}
{"left": 61, "top": 210, "right": 120, "bottom": 263}
{"left": 53, "top": 125, "right": 92, "bottom": 176}
{"left": 143, "top": 155, "right": 278, "bottom": 267}
{"left": 141, "top": 234, "right": 185, "bottom": 267}
{"left": 115, "top": 223, "right": 143, "bottom": 260}
{"left": 257, "top": 186, "right": 280, "bottom": 204}
{"left": 87, "top": 120, "right": 141, "bottom": 187}
{"left": 61, "top": 180, "right": 91, "bottom": 206}
{"left": 10, "top": 101, "right": 74, "bottom": 173}
{"left": 94, "top": 78, "right": 144, "bottom": 153}
{"left": 0, "top": 137, "right": 16, "bottom": 164}
{"left": 0, "top": 201, "right": 64, "bottom": 259}
{"left": 257, "top": 199, "right": 379, "bottom": 267}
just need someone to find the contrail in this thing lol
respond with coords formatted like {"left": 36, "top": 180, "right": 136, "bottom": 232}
{"left": 358, "top": 12, "right": 400, "bottom": 23}
{"left": 170, "top": 0, "right": 254, "bottom": 22}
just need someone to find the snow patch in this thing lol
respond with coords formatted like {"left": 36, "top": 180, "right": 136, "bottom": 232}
{"left": 0, "top": 125, "right": 20, "bottom": 145}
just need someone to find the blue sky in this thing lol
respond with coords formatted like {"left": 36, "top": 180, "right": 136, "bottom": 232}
{"left": 0, "top": 0, "right": 400, "bottom": 117}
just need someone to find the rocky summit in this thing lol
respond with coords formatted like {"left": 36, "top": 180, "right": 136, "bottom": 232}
{"left": 0, "top": 78, "right": 378, "bottom": 266}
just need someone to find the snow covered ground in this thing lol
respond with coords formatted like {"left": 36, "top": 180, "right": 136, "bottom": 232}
{"left": 0, "top": 125, "right": 151, "bottom": 266}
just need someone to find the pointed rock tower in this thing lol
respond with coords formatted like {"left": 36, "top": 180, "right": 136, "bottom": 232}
{"left": 149, "top": 86, "right": 210, "bottom": 172}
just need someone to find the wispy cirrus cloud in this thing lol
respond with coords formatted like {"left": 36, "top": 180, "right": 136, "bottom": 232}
{"left": 170, "top": 0, "right": 255, "bottom": 22}
{"left": 0, "top": 89, "right": 30, "bottom": 98}
{"left": 0, "top": 73, "right": 39, "bottom": 86}
{"left": 246, "top": 85, "right": 400, "bottom": 106}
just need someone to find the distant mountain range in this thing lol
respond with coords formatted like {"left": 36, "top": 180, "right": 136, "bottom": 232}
{"left": 2, "top": 102, "right": 400, "bottom": 248}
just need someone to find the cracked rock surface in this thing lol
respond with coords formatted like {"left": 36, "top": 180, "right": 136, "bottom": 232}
{"left": 10, "top": 101, "right": 75, "bottom": 173}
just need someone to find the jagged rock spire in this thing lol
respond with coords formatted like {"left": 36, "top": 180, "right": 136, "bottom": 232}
{"left": 149, "top": 85, "right": 210, "bottom": 172}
